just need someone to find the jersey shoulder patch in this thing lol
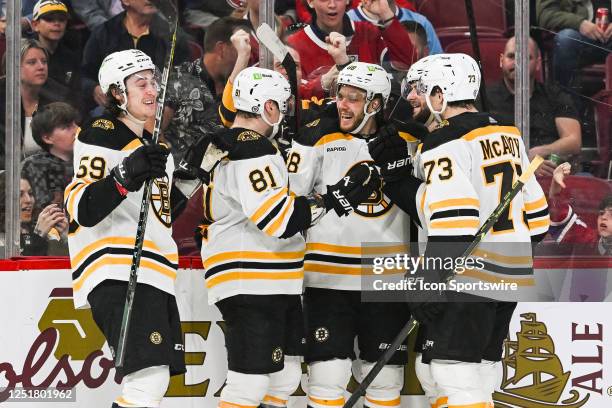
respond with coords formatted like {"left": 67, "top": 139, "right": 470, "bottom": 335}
{"left": 294, "top": 114, "right": 345, "bottom": 147}
{"left": 224, "top": 127, "right": 277, "bottom": 160}
{"left": 78, "top": 115, "right": 140, "bottom": 151}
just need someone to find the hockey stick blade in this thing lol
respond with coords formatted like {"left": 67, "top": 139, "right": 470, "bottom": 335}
{"left": 344, "top": 155, "right": 544, "bottom": 408}
{"left": 115, "top": 0, "right": 179, "bottom": 369}
{"left": 256, "top": 22, "right": 301, "bottom": 131}
{"left": 256, "top": 23, "right": 288, "bottom": 62}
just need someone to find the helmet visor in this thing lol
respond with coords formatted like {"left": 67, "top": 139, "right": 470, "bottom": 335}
{"left": 125, "top": 69, "right": 161, "bottom": 94}
{"left": 401, "top": 78, "right": 416, "bottom": 100}
{"left": 414, "top": 78, "right": 429, "bottom": 96}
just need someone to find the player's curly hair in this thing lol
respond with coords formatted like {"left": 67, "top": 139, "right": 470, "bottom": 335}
{"left": 104, "top": 84, "right": 124, "bottom": 117}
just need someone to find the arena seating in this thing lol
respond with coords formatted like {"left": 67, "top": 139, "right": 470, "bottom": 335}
{"left": 415, "top": 0, "right": 507, "bottom": 48}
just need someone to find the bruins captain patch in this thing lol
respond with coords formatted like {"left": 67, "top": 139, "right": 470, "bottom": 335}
{"left": 152, "top": 177, "right": 172, "bottom": 227}
{"left": 237, "top": 130, "right": 261, "bottom": 141}
{"left": 91, "top": 119, "right": 114, "bottom": 130}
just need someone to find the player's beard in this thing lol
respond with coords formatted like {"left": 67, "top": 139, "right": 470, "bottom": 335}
{"left": 340, "top": 109, "right": 366, "bottom": 133}
{"left": 413, "top": 104, "right": 431, "bottom": 125}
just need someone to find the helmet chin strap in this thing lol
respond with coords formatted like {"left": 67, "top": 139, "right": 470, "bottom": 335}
{"left": 261, "top": 108, "right": 284, "bottom": 140}
{"left": 117, "top": 89, "right": 147, "bottom": 127}
{"left": 425, "top": 94, "right": 447, "bottom": 124}
{"left": 118, "top": 91, "right": 148, "bottom": 135}
{"left": 350, "top": 100, "right": 379, "bottom": 135}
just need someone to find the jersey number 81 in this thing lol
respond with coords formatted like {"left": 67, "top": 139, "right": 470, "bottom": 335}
{"left": 249, "top": 166, "right": 278, "bottom": 192}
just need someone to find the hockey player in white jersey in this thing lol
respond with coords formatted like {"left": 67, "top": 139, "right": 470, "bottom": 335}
{"left": 287, "top": 62, "right": 428, "bottom": 408}
{"left": 64, "top": 49, "right": 204, "bottom": 408}
{"left": 369, "top": 53, "right": 550, "bottom": 408}
{"left": 193, "top": 66, "right": 380, "bottom": 408}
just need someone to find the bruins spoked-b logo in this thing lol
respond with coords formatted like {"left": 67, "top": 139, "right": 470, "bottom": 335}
{"left": 314, "top": 327, "right": 329, "bottom": 343}
{"left": 347, "top": 161, "right": 393, "bottom": 218}
{"left": 272, "top": 347, "right": 283, "bottom": 363}
{"left": 150, "top": 332, "right": 163, "bottom": 345}
{"left": 151, "top": 177, "right": 172, "bottom": 227}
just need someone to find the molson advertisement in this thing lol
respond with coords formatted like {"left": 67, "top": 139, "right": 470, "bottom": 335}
{"left": 0, "top": 259, "right": 610, "bottom": 407}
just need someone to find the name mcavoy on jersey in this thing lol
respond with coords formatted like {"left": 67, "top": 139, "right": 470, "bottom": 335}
{"left": 479, "top": 134, "right": 522, "bottom": 161}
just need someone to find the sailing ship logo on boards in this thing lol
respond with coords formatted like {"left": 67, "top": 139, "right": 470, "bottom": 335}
{"left": 493, "top": 313, "right": 590, "bottom": 408}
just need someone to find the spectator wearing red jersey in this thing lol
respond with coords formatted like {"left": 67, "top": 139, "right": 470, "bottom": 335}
{"left": 547, "top": 162, "right": 611, "bottom": 301}
{"left": 548, "top": 162, "right": 611, "bottom": 256}
{"left": 296, "top": 0, "right": 415, "bottom": 24}
{"left": 287, "top": 0, "right": 415, "bottom": 99}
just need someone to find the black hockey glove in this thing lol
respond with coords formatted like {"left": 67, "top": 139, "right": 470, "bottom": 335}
{"left": 368, "top": 120, "right": 427, "bottom": 182}
{"left": 112, "top": 144, "right": 169, "bottom": 192}
{"left": 174, "top": 133, "right": 233, "bottom": 184}
{"left": 323, "top": 162, "right": 382, "bottom": 217}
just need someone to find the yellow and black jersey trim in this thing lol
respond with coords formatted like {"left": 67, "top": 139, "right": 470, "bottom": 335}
{"left": 78, "top": 115, "right": 145, "bottom": 151}
{"left": 305, "top": 243, "right": 409, "bottom": 275}
{"left": 393, "top": 118, "right": 428, "bottom": 143}
{"left": 64, "top": 178, "right": 94, "bottom": 218}
{"left": 428, "top": 198, "right": 480, "bottom": 231}
{"left": 421, "top": 111, "right": 517, "bottom": 153}
{"left": 523, "top": 195, "right": 550, "bottom": 242}
{"left": 523, "top": 196, "right": 549, "bottom": 228}
{"left": 294, "top": 114, "right": 349, "bottom": 147}
{"left": 463, "top": 249, "right": 534, "bottom": 285}
{"left": 219, "top": 81, "right": 237, "bottom": 128}
{"left": 71, "top": 237, "right": 178, "bottom": 291}
{"left": 221, "top": 127, "right": 278, "bottom": 160}
{"left": 203, "top": 250, "right": 305, "bottom": 289}
{"left": 249, "top": 187, "right": 295, "bottom": 236}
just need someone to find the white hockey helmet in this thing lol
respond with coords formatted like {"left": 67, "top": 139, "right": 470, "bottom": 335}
{"left": 336, "top": 62, "right": 391, "bottom": 107}
{"left": 416, "top": 53, "right": 480, "bottom": 117}
{"left": 233, "top": 67, "right": 292, "bottom": 137}
{"left": 401, "top": 56, "right": 432, "bottom": 100}
{"left": 336, "top": 62, "right": 391, "bottom": 134}
{"left": 99, "top": 49, "right": 157, "bottom": 111}
{"left": 99, "top": 49, "right": 157, "bottom": 94}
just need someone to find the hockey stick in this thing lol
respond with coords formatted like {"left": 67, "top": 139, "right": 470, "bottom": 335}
{"left": 343, "top": 155, "right": 544, "bottom": 408}
{"left": 256, "top": 23, "right": 301, "bottom": 132}
{"left": 464, "top": 0, "right": 488, "bottom": 112}
{"left": 115, "top": 0, "right": 179, "bottom": 368}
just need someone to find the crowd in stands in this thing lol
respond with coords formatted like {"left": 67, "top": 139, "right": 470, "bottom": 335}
{"left": 0, "top": 0, "right": 610, "bottom": 257}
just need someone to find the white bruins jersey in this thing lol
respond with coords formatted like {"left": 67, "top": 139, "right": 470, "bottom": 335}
{"left": 201, "top": 128, "right": 305, "bottom": 304}
{"left": 414, "top": 113, "right": 550, "bottom": 292}
{"left": 288, "top": 116, "right": 421, "bottom": 290}
{"left": 65, "top": 116, "right": 178, "bottom": 309}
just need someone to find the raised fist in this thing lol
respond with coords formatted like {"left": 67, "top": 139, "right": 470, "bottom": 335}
{"left": 326, "top": 32, "right": 349, "bottom": 65}
{"left": 231, "top": 29, "right": 251, "bottom": 56}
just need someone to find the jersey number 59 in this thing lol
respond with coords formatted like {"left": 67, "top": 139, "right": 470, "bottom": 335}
{"left": 76, "top": 156, "right": 106, "bottom": 180}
